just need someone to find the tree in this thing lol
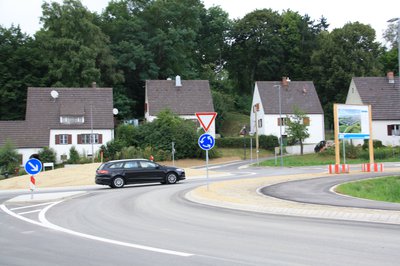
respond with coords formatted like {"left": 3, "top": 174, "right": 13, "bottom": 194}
{"left": 0, "top": 140, "right": 20, "bottom": 174}
{"left": 38, "top": 147, "right": 57, "bottom": 164}
{"left": 311, "top": 22, "right": 384, "bottom": 128}
{"left": 36, "top": 0, "right": 122, "bottom": 87}
{"left": 286, "top": 108, "right": 310, "bottom": 155}
{"left": 0, "top": 26, "right": 45, "bottom": 120}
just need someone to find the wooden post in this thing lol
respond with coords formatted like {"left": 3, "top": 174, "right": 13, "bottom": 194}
{"left": 333, "top": 104, "right": 340, "bottom": 165}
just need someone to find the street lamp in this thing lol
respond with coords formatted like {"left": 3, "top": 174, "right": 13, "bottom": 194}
{"left": 387, "top": 17, "right": 400, "bottom": 84}
{"left": 273, "top": 84, "right": 284, "bottom": 167}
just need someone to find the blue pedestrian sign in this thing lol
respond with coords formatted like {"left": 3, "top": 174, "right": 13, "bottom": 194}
{"left": 25, "top": 158, "right": 42, "bottom": 175}
{"left": 198, "top": 133, "right": 215, "bottom": 151}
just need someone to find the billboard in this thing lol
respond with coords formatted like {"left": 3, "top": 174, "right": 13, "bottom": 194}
{"left": 337, "top": 104, "right": 370, "bottom": 139}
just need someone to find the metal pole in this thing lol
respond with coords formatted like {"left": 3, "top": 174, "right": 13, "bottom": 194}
{"left": 172, "top": 142, "right": 175, "bottom": 166}
{"left": 278, "top": 85, "right": 283, "bottom": 167}
{"left": 250, "top": 137, "right": 253, "bottom": 162}
{"left": 206, "top": 149, "right": 209, "bottom": 190}
{"left": 343, "top": 139, "right": 346, "bottom": 164}
{"left": 90, "top": 104, "right": 94, "bottom": 163}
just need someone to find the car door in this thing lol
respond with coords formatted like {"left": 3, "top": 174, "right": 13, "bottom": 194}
{"left": 138, "top": 161, "right": 164, "bottom": 181}
{"left": 122, "top": 161, "right": 144, "bottom": 183}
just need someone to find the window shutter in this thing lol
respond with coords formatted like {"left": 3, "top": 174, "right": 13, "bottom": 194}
{"left": 98, "top": 134, "right": 103, "bottom": 144}
{"left": 277, "top": 118, "right": 281, "bottom": 126}
{"left": 68, "top": 134, "right": 72, "bottom": 144}
{"left": 78, "top": 134, "right": 82, "bottom": 144}
{"left": 55, "top": 135, "right": 60, "bottom": 144}
{"left": 303, "top": 117, "right": 310, "bottom": 126}
{"left": 387, "top": 125, "right": 393, "bottom": 136}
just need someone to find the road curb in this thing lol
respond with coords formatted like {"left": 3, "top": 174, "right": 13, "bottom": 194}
{"left": 6, "top": 191, "right": 87, "bottom": 204}
{"left": 186, "top": 171, "right": 400, "bottom": 225}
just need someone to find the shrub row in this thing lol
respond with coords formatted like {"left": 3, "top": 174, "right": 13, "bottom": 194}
{"left": 215, "top": 135, "right": 279, "bottom": 150}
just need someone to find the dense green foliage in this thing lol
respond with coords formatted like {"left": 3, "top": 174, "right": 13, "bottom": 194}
{"left": 38, "top": 147, "right": 57, "bottom": 164}
{"left": 336, "top": 176, "right": 400, "bottom": 203}
{"left": 0, "top": 0, "right": 397, "bottom": 131}
{"left": 0, "top": 141, "right": 20, "bottom": 174}
{"left": 216, "top": 135, "right": 278, "bottom": 151}
{"left": 101, "top": 110, "right": 213, "bottom": 161}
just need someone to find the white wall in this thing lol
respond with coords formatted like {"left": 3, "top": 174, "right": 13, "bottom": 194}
{"left": 250, "top": 85, "right": 263, "bottom": 135}
{"left": 49, "top": 129, "right": 114, "bottom": 163}
{"left": 372, "top": 120, "right": 400, "bottom": 146}
{"left": 17, "top": 148, "right": 42, "bottom": 166}
{"left": 263, "top": 114, "right": 324, "bottom": 144}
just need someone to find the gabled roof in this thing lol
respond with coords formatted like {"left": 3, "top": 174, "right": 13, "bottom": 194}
{"left": 0, "top": 87, "right": 114, "bottom": 148}
{"left": 256, "top": 81, "right": 323, "bottom": 114}
{"left": 146, "top": 79, "right": 214, "bottom": 116}
{"left": 352, "top": 77, "right": 400, "bottom": 120}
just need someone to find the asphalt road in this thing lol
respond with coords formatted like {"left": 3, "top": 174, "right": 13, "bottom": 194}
{"left": 261, "top": 171, "right": 400, "bottom": 210}
{"left": 1, "top": 165, "right": 400, "bottom": 265}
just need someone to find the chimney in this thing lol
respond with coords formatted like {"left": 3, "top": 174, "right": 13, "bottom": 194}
{"left": 175, "top": 75, "right": 182, "bottom": 87}
{"left": 92, "top": 81, "right": 97, "bottom": 88}
{"left": 281, "top": 76, "right": 290, "bottom": 89}
{"left": 387, "top": 72, "right": 395, "bottom": 84}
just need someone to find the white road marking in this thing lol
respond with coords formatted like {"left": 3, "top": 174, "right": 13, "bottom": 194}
{"left": 11, "top": 202, "right": 57, "bottom": 211}
{"left": 1, "top": 202, "right": 193, "bottom": 257}
{"left": 18, "top": 209, "right": 42, "bottom": 215}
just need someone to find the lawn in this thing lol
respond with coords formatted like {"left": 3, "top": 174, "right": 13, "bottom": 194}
{"left": 336, "top": 176, "right": 400, "bottom": 203}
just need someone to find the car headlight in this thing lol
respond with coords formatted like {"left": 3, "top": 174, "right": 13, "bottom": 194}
{"left": 176, "top": 168, "right": 184, "bottom": 172}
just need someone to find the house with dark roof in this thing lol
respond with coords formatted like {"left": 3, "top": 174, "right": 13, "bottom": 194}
{"left": 0, "top": 85, "right": 115, "bottom": 164}
{"left": 345, "top": 72, "right": 400, "bottom": 145}
{"left": 250, "top": 78, "right": 325, "bottom": 145}
{"left": 145, "top": 75, "right": 215, "bottom": 135}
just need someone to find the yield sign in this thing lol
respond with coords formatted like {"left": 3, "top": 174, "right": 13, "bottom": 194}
{"left": 195, "top": 112, "right": 217, "bottom": 132}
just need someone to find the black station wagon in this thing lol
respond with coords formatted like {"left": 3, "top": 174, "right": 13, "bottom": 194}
{"left": 95, "top": 159, "right": 186, "bottom": 188}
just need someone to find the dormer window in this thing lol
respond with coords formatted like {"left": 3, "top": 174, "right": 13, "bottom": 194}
{"left": 60, "top": 116, "right": 84, "bottom": 124}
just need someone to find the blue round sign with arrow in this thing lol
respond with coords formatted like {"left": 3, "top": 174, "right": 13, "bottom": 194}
{"left": 198, "top": 133, "right": 215, "bottom": 151}
{"left": 25, "top": 158, "right": 42, "bottom": 175}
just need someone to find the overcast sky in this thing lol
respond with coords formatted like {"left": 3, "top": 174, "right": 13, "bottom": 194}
{"left": 0, "top": 0, "right": 399, "bottom": 43}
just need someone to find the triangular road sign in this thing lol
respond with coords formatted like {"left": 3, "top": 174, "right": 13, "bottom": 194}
{"left": 195, "top": 112, "right": 217, "bottom": 132}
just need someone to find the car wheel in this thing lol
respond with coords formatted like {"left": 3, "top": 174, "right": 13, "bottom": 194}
{"left": 111, "top": 176, "right": 125, "bottom": 188}
{"left": 166, "top": 172, "right": 178, "bottom": 184}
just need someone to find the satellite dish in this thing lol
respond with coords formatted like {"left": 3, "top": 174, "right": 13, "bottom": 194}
{"left": 113, "top": 108, "right": 119, "bottom": 115}
{"left": 50, "top": 90, "right": 59, "bottom": 99}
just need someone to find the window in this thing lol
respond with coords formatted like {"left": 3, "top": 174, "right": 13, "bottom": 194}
{"left": 124, "top": 161, "right": 139, "bottom": 169}
{"left": 78, "top": 134, "right": 103, "bottom": 144}
{"left": 387, "top": 124, "right": 400, "bottom": 136}
{"left": 109, "top": 162, "right": 124, "bottom": 169}
{"left": 139, "top": 161, "right": 157, "bottom": 169}
{"left": 258, "top": 119, "right": 262, "bottom": 128}
{"left": 60, "top": 116, "right": 84, "bottom": 125}
{"left": 277, "top": 117, "right": 290, "bottom": 126}
{"left": 55, "top": 134, "right": 72, "bottom": 144}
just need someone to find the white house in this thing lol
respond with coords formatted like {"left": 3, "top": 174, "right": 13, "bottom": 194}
{"left": 0, "top": 85, "right": 115, "bottom": 164}
{"left": 145, "top": 76, "right": 216, "bottom": 136}
{"left": 250, "top": 79, "right": 325, "bottom": 145}
{"left": 345, "top": 72, "right": 400, "bottom": 146}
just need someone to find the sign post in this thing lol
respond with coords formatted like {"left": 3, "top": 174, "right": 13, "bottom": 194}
{"left": 198, "top": 133, "right": 215, "bottom": 190}
{"left": 24, "top": 158, "right": 42, "bottom": 197}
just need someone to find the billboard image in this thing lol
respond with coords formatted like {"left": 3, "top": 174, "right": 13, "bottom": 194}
{"left": 337, "top": 104, "right": 370, "bottom": 139}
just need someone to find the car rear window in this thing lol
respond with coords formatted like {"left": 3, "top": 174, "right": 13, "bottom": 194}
{"left": 109, "top": 162, "right": 124, "bottom": 169}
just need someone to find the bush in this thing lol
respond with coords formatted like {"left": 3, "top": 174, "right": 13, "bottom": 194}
{"left": 259, "top": 135, "right": 279, "bottom": 150}
{"left": 215, "top": 135, "right": 278, "bottom": 151}
{"left": 0, "top": 140, "right": 19, "bottom": 174}
{"left": 100, "top": 139, "right": 125, "bottom": 161}
{"left": 68, "top": 146, "right": 80, "bottom": 164}
{"left": 362, "top": 139, "right": 384, "bottom": 150}
{"left": 38, "top": 147, "right": 57, "bottom": 164}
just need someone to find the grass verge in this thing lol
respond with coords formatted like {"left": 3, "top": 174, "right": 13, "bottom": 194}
{"left": 335, "top": 176, "right": 400, "bottom": 203}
